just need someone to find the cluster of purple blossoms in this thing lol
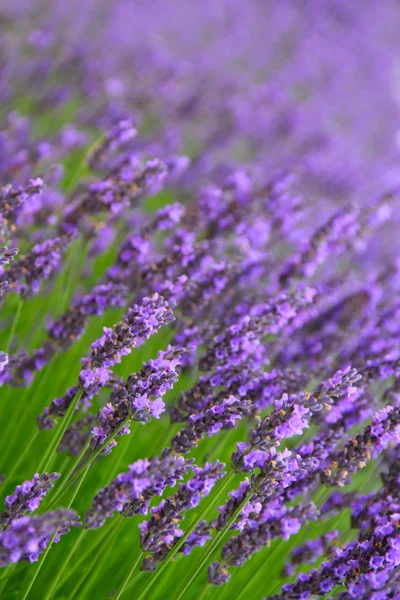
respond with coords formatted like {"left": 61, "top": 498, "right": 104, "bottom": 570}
{"left": 85, "top": 452, "right": 193, "bottom": 529}
{"left": 37, "top": 294, "right": 174, "bottom": 429}
{"left": 139, "top": 461, "right": 226, "bottom": 571}
{"left": 0, "top": 235, "right": 72, "bottom": 299}
{"left": 0, "top": 510, "right": 81, "bottom": 566}
{"left": 1, "top": 473, "right": 60, "bottom": 530}
{"left": 90, "top": 345, "right": 185, "bottom": 453}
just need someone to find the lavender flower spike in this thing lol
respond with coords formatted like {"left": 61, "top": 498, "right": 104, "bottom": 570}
{"left": 140, "top": 462, "right": 226, "bottom": 571}
{"left": 0, "top": 235, "right": 72, "bottom": 298}
{"left": 85, "top": 452, "right": 194, "bottom": 529}
{"left": 90, "top": 345, "right": 185, "bottom": 453}
{"left": 38, "top": 294, "right": 174, "bottom": 428}
{"left": 0, "top": 509, "right": 81, "bottom": 566}
{"left": 1, "top": 473, "right": 60, "bottom": 530}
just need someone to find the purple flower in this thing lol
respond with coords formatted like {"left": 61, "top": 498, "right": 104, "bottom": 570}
{"left": 0, "top": 235, "right": 72, "bottom": 298}
{"left": 0, "top": 509, "right": 81, "bottom": 566}
{"left": 140, "top": 462, "right": 225, "bottom": 571}
{"left": 1, "top": 473, "right": 60, "bottom": 530}
{"left": 85, "top": 452, "right": 194, "bottom": 529}
{"left": 89, "top": 345, "right": 185, "bottom": 453}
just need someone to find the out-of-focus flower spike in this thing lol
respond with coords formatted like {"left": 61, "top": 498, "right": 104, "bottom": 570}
{"left": 0, "top": 235, "right": 73, "bottom": 298}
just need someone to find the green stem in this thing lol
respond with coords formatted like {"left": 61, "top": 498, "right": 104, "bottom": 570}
{"left": 4, "top": 430, "right": 39, "bottom": 487}
{"left": 113, "top": 549, "right": 144, "bottom": 600}
{"left": 6, "top": 298, "right": 23, "bottom": 353}
{"left": 235, "top": 538, "right": 284, "bottom": 600}
{"left": 37, "top": 390, "right": 83, "bottom": 474}
{"left": 175, "top": 489, "right": 255, "bottom": 600}
{"left": 132, "top": 470, "right": 236, "bottom": 600}
{"left": 0, "top": 563, "right": 16, "bottom": 596}
{"left": 55, "top": 519, "right": 115, "bottom": 591}
{"left": 64, "top": 135, "right": 103, "bottom": 193}
{"left": 20, "top": 461, "right": 90, "bottom": 600}
{"left": 197, "top": 583, "right": 212, "bottom": 600}
{"left": 48, "top": 419, "right": 128, "bottom": 510}
{"left": 42, "top": 529, "right": 88, "bottom": 600}
{"left": 0, "top": 352, "right": 60, "bottom": 469}
{"left": 76, "top": 518, "right": 125, "bottom": 600}
{"left": 46, "top": 438, "right": 91, "bottom": 511}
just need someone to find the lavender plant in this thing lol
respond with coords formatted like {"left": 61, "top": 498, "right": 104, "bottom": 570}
{"left": 0, "top": 2, "right": 400, "bottom": 599}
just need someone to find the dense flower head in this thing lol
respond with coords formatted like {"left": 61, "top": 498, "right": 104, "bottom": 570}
{"left": 0, "top": 235, "right": 72, "bottom": 298}
{"left": 1, "top": 473, "right": 60, "bottom": 529}
{"left": 0, "top": 178, "right": 44, "bottom": 237}
{"left": 0, "top": 510, "right": 81, "bottom": 566}
{"left": 89, "top": 345, "right": 185, "bottom": 453}
{"left": 85, "top": 451, "right": 194, "bottom": 529}
{"left": 140, "top": 461, "right": 226, "bottom": 571}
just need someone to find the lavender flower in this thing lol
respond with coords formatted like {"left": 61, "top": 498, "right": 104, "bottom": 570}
{"left": 199, "top": 288, "right": 316, "bottom": 371}
{"left": 0, "top": 235, "right": 72, "bottom": 298}
{"left": 140, "top": 462, "right": 225, "bottom": 571}
{"left": 171, "top": 395, "right": 255, "bottom": 454}
{"left": 85, "top": 452, "right": 193, "bottom": 529}
{"left": 0, "top": 246, "right": 18, "bottom": 266}
{"left": 209, "top": 503, "right": 319, "bottom": 585}
{"left": 282, "top": 531, "right": 339, "bottom": 577}
{"left": 0, "top": 509, "right": 81, "bottom": 566}
{"left": 90, "top": 345, "right": 184, "bottom": 452}
{"left": 268, "top": 511, "right": 400, "bottom": 600}
{"left": 0, "top": 178, "right": 44, "bottom": 237}
{"left": 322, "top": 405, "right": 400, "bottom": 487}
{"left": 1, "top": 473, "right": 60, "bottom": 529}
{"left": 38, "top": 294, "right": 174, "bottom": 428}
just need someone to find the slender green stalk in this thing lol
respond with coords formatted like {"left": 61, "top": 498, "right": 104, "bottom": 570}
{"left": 42, "top": 529, "right": 88, "bottom": 600}
{"left": 197, "top": 583, "right": 212, "bottom": 600}
{"left": 37, "top": 389, "right": 83, "bottom": 474}
{"left": 76, "top": 518, "right": 125, "bottom": 599}
{"left": 47, "top": 419, "right": 128, "bottom": 510}
{"left": 175, "top": 489, "right": 255, "bottom": 600}
{"left": 0, "top": 564, "right": 17, "bottom": 596}
{"left": 64, "top": 135, "right": 103, "bottom": 193}
{"left": 46, "top": 438, "right": 91, "bottom": 510}
{"left": 60, "top": 238, "right": 91, "bottom": 312}
{"left": 131, "top": 470, "right": 236, "bottom": 600}
{"left": 0, "top": 351, "right": 60, "bottom": 468}
{"left": 235, "top": 537, "right": 286, "bottom": 600}
{"left": 55, "top": 519, "right": 115, "bottom": 592}
{"left": 113, "top": 549, "right": 144, "bottom": 600}
{"left": 4, "top": 430, "right": 39, "bottom": 485}
{"left": 6, "top": 298, "right": 23, "bottom": 353}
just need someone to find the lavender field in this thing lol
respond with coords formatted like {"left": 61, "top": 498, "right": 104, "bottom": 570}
{"left": 1, "top": 2, "right": 400, "bottom": 598}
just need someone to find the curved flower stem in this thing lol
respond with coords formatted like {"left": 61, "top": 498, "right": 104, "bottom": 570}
{"left": 0, "top": 564, "right": 17, "bottom": 596}
{"left": 6, "top": 297, "right": 23, "bottom": 353}
{"left": 4, "top": 429, "right": 39, "bottom": 486}
{"left": 175, "top": 489, "right": 255, "bottom": 600}
{"left": 21, "top": 461, "right": 90, "bottom": 600}
{"left": 76, "top": 518, "right": 125, "bottom": 600}
{"left": 47, "top": 419, "right": 128, "bottom": 510}
{"left": 42, "top": 528, "right": 88, "bottom": 600}
{"left": 37, "top": 389, "right": 83, "bottom": 474}
{"left": 131, "top": 470, "right": 236, "bottom": 600}
{"left": 0, "top": 351, "right": 60, "bottom": 470}
{"left": 113, "top": 549, "right": 144, "bottom": 600}
{"left": 54, "top": 518, "right": 115, "bottom": 592}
